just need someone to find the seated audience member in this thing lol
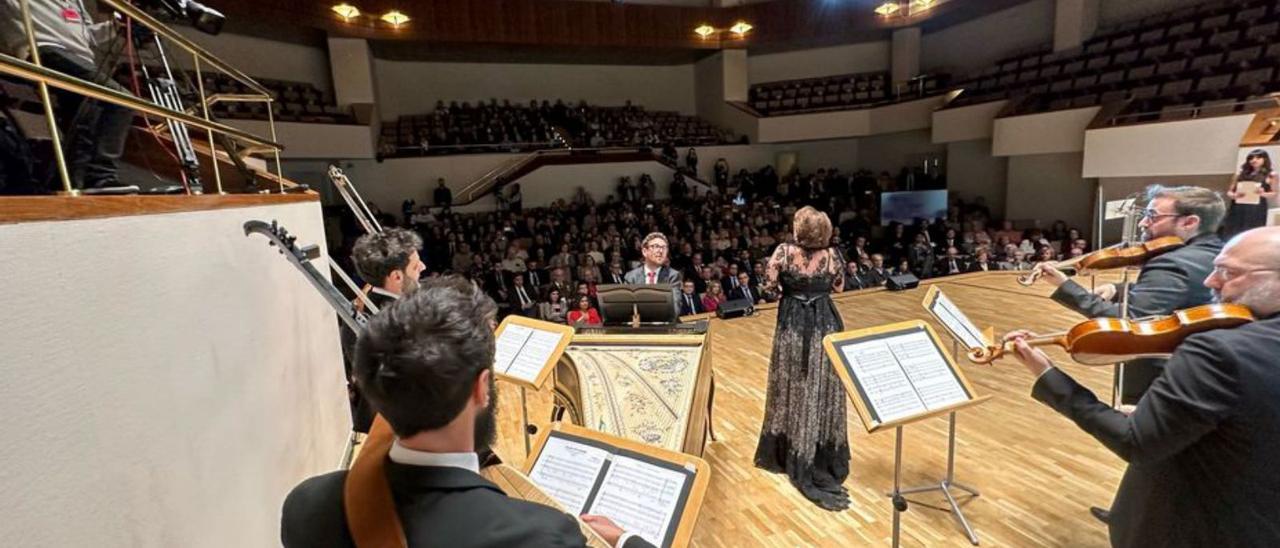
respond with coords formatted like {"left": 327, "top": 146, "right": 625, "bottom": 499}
{"left": 539, "top": 288, "right": 568, "bottom": 323}
{"left": 702, "top": 283, "right": 726, "bottom": 313}
{"left": 567, "top": 295, "right": 602, "bottom": 326}
{"left": 728, "top": 272, "right": 763, "bottom": 305}
{"left": 939, "top": 246, "right": 967, "bottom": 276}
{"left": 509, "top": 275, "right": 538, "bottom": 317}
{"left": 281, "top": 278, "right": 651, "bottom": 547}
{"left": 678, "top": 280, "right": 704, "bottom": 316}
{"left": 844, "top": 261, "right": 866, "bottom": 290}
{"left": 967, "top": 249, "right": 995, "bottom": 272}
{"left": 863, "top": 254, "right": 889, "bottom": 287}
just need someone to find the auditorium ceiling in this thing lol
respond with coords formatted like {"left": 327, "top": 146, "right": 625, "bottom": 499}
{"left": 204, "top": 0, "right": 1034, "bottom": 64}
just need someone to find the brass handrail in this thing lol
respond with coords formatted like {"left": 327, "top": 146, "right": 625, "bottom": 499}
{"left": 0, "top": 53, "right": 283, "bottom": 151}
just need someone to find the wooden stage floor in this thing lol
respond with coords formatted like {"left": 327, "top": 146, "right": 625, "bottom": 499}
{"left": 496, "top": 271, "right": 1126, "bottom": 547}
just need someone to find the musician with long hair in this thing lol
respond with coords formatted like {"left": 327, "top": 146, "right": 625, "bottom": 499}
{"left": 1223, "top": 148, "right": 1279, "bottom": 238}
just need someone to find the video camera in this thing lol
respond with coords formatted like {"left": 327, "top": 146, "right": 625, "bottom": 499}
{"left": 138, "top": 0, "right": 225, "bottom": 35}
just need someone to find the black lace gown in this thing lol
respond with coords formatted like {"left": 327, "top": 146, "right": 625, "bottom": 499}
{"left": 753, "top": 244, "right": 851, "bottom": 510}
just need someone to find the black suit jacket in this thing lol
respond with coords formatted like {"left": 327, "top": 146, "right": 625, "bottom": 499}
{"left": 1031, "top": 314, "right": 1280, "bottom": 548}
{"left": 1050, "top": 234, "right": 1222, "bottom": 402}
{"left": 728, "top": 284, "right": 759, "bottom": 303}
{"left": 282, "top": 462, "right": 656, "bottom": 548}
{"left": 1051, "top": 234, "right": 1222, "bottom": 319}
{"left": 677, "top": 291, "right": 704, "bottom": 316}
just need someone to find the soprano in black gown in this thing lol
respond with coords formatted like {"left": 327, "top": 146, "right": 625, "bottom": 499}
{"left": 753, "top": 242, "right": 851, "bottom": 511}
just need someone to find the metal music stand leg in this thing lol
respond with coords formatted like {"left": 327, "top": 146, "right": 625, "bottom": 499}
{"left": 892, "top": 425, "right": 904, "bottom": 548}
{"left": 520, "top": 386, "right": 532, "bottom": 455}
{"left": 894, "top": 413, "right": 981, "bottom": 545}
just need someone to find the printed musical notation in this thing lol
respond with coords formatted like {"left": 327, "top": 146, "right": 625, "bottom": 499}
{"left": 528, "top": 433, "right": 694, "bottom": 547}
{"left": 838, "top": 328, "right": 970, "bottom": 424}
{"left": 527, "top": 436, "right": 609, "bottom": 514}
{"left": 927, "top": 289, "right": 987, "bottom": 351}
{"left": 588, "top": 456, "right": 686, "bottom": 547}
{"left": 494, "top": 321, "right": 568, "bottom": 385}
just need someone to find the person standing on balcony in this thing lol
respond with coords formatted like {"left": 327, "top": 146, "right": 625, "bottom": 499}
{"left": 1, "top": 0, "right": 134, "bottom": 191}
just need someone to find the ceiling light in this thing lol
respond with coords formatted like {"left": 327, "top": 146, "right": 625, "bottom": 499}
{"left": 874, "top": 2, "right": 900, "bottom": 16}
{"left": 381, "top": 10, "right": 410, "bottom": 27}
{"left": 331, "top": 3, "right": 360, "bottom": 20}
{"left": 914, "top": 0, "right": 936, "bottom": 10}
{"left": 730, "top": 21, "right": 753, "bottom": 35}
{"left": 694, "top": 24, "right": 715, "bottom": 39}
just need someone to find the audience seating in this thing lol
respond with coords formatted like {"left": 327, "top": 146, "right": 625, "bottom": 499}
{"left": 747, "top": 71, "right": 948, "bottom": 116}
{"left": 946, "top": 0, "right": 1280, "bottom": 121}
{"left": 378, "top": 100, "right": 732, "bottom": 158}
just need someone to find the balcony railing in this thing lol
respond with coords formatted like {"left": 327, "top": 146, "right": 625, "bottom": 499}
{"left": 0, "top": 0, "right": 285, "bottom": 195}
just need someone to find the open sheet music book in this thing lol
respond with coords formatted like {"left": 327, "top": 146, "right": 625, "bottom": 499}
{"left": 922, "top": 286, "right": 991, "bottom": 351}
{"left": 525, "top": 424, "right": 709, "bottom": 548}
{"left": 824, "top": 321, "right": 986, "bottom": 432}
{"left": 493, "top": 316, "right": 575, "bottom": 389}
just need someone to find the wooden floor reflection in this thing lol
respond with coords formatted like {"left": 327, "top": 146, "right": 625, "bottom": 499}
{"left": 496, "top": 271, "right": 1126, "bottom": 547}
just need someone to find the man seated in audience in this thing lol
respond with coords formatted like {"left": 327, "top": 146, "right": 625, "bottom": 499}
{"left": 729, "top": 272, "right": 764, "bottom": 305}
{"left": 966, "top": 249, "right": 995, "bottom": 272}
{"left": 678, "top": 280, "right": 704, "bottom": 316}
{"left": 844, "top": 260, "right": 866, "bottom": 290}
{"left": 863, "top": 254, "right": 889, "bottom": 287}
{"left": 940, "top": 246, "right": 967, "bottom": 276}
{"left": 720, "top": 263, "right": 742, "bottom": 294}
{"left": 281, "top": 278, "right": 652, "bottom": 547}
{"left": 509, "top": 275, "right": 539, "bottom": 317}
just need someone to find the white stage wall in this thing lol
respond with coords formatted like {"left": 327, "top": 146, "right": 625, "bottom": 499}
{"left": 0, "top": 199, "right": 349, "bottom": 547}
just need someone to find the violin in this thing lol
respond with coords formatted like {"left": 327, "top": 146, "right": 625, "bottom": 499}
{"left": 967, "top": 303, "right": 1254, "bottom": 365}
{"left": 1017, "top": 236, "right": 1184, "bottom": 286}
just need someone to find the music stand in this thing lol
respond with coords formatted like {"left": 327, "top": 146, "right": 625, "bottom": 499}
{"left": 823, "top": 321, "right": 989, "bottom": 548}
{"left": 596, "top": 284, "right": 677, "bottom": 326}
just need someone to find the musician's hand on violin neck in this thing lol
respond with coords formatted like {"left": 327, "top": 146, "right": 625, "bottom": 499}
{"left": 1003, "top": 330, "right": 1054, "bottom": 377}
{"left": 1034, "top": 263, "right": 1069, "bottom": 287}
{"left": 1092, "top": 283, "right": 1118, "bottom": 301}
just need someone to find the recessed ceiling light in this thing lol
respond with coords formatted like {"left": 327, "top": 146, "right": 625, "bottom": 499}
{"left": 331, "top": 3, "right": 360, "bottom": 20}
{"left": 730, "top": 21, "right": 753, "bottom": 35}
{"left": 874, "top": 2, "right": 900, "bottom": 16}
{"left": 694, "top": 24, "right": 715, "bottom": 38}
{"left": 381, "top": 10, "right": 410, "bottom": 27}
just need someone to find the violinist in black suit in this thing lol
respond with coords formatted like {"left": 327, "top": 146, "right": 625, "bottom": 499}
{"left": 341, "top": 228, "right": 426, "bottom": 433}
{"left": 1031, "top": 185, "right": 1225, "bottom": 524}
{"left": 1032, "top": 186, "right": 1225, "bottom": 404}
{"left": 1005, "top": 227, "right": 1280, "bottom": 548}
{"left": 283, "top": 278, "right": 655, "bottom": 548}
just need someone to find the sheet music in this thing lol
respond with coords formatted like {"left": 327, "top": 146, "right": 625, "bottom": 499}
{"left": 586, "top": 455, "right": 687, "bottom": 547}
{"left": 840, "top": 339, "right": 927, "bottom": 424}
{"left": 528, "top": 436, "right": 610, "bottom": 515}
{"left": 1237, "top": 181, "right": 1262, "bottom": 205}
{"left": 493, "top": 323, "right": 565, "bottom": 384}
{"left": 929, "top": 291, "right": 987, "bottom": 350}
{"left": 889, "top": 331, "right": 970, "bottom": 410}
{"left": 493, "top": 324, "right": 532, "bottom": 374}
{"left": 839, "top": 329, "right": 970, "bottom": 424}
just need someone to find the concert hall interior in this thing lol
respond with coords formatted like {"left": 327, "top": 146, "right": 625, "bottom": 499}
{"left": 3, "top": 0, "right": 1280, "bottom": 547}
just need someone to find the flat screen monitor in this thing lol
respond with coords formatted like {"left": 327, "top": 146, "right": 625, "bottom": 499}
{"left": 596, "top": 284, "right": 676, "bottom": 326}
{"left": 880, "top": 190, "right": 948, "bottom": 226}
